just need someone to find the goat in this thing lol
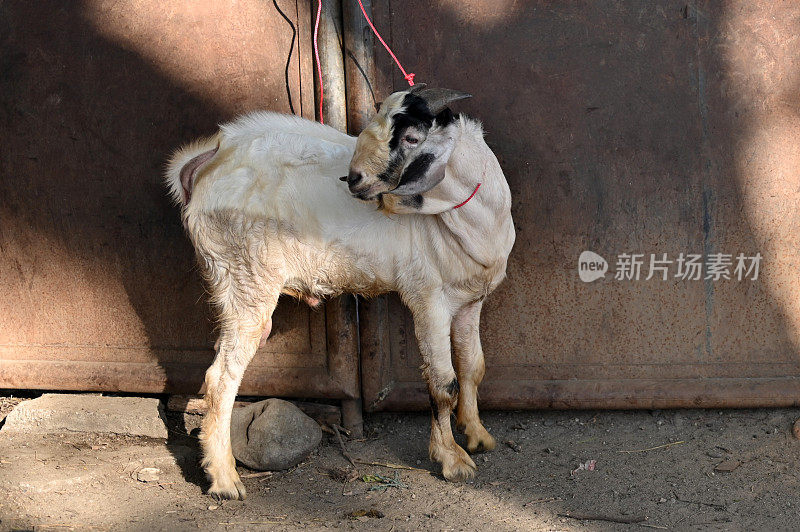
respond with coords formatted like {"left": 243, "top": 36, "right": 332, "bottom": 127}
{"left": 166, "top": 84, "right": 515, "bottom": 500}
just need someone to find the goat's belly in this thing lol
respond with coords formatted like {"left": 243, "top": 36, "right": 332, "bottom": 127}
{"left": 280, "top": 287, "right": 323, "bottom": 308}
{"left": 281, "top": 270, "right": 394, "bottom": 305}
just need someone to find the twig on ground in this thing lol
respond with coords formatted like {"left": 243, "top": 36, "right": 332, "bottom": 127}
{"left": 33, "top": 526, "right": 109, "bottom": 531}
{"left": 333, "top": 424, "right": 357, "bottom": 469}
{"left": 240, "top": 471, "right": 274, "bottom": 479}
{"left": 353, "top": 459, "right": 428, "bottom": 472}
{"left": 618, "top": 440, "right": 685, "bottom": 453}
{"left": 523, "top": 497, "right": 559, "bottom": 506}
{"left": 640, "top": 524, "right": 669, "bottom": 530}
{"left": 218, "top": 518, "right": 286, "bottom": 525}
{"left": 361, "top": 471, "right": 408, "bottom": 491}
{"left": 558, "top": 513, "right": 646, "bottom": 524}
{"left": 674, "top": 494, "right": 726, "bottom": 509}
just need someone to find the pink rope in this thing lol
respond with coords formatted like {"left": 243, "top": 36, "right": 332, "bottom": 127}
{"left": 313, "top": 0, "right": 418, "bottom": 125}
{"left": 453, "top": 183, "right": 481, "bottom": 209}
{"left": 356, "top": 0, "right": 415, "bottom": 86}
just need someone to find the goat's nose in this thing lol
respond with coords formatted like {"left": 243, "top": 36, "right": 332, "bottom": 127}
{"left": 346, "top": 170, "right": 363, "bottom": 187}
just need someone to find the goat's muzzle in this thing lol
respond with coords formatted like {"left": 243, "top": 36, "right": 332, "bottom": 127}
{"left": 346, "top": 169, "right": 385, "bottom": 200}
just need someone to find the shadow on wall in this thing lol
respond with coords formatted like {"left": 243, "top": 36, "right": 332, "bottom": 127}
{"left": 1, "top": 0, "right": 798, "bottom": 421}
{"left": 0, "top": 0, "right": 311, "bottom": 396}
{"left": 0, "top": 0, "right": 314, "bottom": 491}
{"left": 2, "top": 4, "right": 797, "bottom": 393}
{"left": 368, "top": 0, "right": 800, "bottom": 386}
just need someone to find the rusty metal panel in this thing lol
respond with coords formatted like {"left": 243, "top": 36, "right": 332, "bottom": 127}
{"left": 0, "top": 1, "right": 357, "bottom": 399}
{"left": 361, "top": 0, "right": 800, "bottom": 410}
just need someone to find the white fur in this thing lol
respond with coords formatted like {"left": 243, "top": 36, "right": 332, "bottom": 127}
{"left": 166, "top": 107, "right": 515, "bottom": 499}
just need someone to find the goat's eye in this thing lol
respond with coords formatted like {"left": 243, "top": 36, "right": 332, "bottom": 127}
{"left": 403, "top": 135, "right": 419, "bottom": 146}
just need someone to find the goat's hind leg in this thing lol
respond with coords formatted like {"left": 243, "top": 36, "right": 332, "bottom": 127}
{"left": 453, "top": 301, "right": 495, "bottom": 453}
{"left": 202, "top": 340, "right": 249, "bottom": 500}
{"left": 200, "top": 280, "right": 280, "bottom": 500}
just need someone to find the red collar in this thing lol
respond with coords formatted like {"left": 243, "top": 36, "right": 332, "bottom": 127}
{"left": 453, "top": 183, "right": 481, "bottom": 209}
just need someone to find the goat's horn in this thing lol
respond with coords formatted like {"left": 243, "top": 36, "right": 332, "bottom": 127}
{"left": 416, "top": 88, "right": 472, "bottom": 114}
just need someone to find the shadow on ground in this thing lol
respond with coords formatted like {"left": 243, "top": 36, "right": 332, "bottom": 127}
{"left": 2, "top": 407, "right": 800, "bottom": 531}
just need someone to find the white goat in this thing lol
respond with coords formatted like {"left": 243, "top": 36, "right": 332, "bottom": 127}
{"left": 166, "top": 85, "right": 515, "bottom": 500}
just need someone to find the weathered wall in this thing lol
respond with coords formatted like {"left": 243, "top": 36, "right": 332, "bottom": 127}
{"left": 0, "top": 0, "right": 357, "bottom": 399}
{"left": 4, "top": 1, "right": 800, "bottom": 410}
{"left": 362, "top": 0, "right": 800, "bottom": 409}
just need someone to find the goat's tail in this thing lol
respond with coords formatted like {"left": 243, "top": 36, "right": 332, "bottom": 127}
{"left": 165, "top": 134, "right": 220, "bottom": 206}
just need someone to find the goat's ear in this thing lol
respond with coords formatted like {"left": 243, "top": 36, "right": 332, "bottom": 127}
{"left": 390, "top": 125, "right": 455, "bottom": 196}
{"left": 415, "top": 88, "right": 471, "bottom": 114}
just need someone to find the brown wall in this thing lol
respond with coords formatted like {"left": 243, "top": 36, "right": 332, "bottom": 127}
{"left": 361, "top": 0, "right": 800, "bottom": 410}
{"left": 0, "top": 0, "right": 357, "bottom": 399}
{"left": 4, "top": 1, "right": 800, "bottom": 410}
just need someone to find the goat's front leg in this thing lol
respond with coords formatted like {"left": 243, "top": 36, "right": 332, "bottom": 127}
{"left": 410, "top": 295, "right": 477, "bottom": 481}
{"left": 201, "top": 291, "right": 278, "bottom": 500}
{"left": 452, "top": 300, "right": 495, "bottom": 453}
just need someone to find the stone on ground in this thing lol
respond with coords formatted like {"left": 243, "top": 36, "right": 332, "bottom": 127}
{"left": 231, "top": 398, "right": 321, "bottom": 471}
{"left": 1, "top": 394, "right": 168, "bottom": 439}
{"left": 136, "top": 467, "right": 162, "bottom": 482}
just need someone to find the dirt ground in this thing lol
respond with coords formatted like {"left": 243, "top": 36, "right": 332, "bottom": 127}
{"left": 2, "top": 394, "right": 800, "bottom": 531}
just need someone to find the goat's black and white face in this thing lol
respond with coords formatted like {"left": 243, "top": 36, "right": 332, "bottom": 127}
{"left": 345, "top": 85, "right": 471, "bottom": 202}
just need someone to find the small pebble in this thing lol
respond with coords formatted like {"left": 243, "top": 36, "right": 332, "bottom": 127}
{"left": 767, "top": 414, "right": 783, "bottom": 425}
{"left": 504, "top": 440, "right": 522, "bottom": 452}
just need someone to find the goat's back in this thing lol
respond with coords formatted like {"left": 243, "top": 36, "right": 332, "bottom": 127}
{"left": 167, "top": 111, "right": 507, "bottom": 302}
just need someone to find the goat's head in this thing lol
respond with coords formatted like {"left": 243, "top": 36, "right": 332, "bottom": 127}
{"left": 344, "top": 84, "right": 471, "bottom": 201}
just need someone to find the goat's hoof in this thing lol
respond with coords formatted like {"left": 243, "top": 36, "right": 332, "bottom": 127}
{"left": 466, "top": 426, "right": 496, "bottom": 454}
{"left": 441, "top": 445, "right": 477, "bottom": 482}
{"left": 208, "top": 478, "right": 247, "bottom": 501}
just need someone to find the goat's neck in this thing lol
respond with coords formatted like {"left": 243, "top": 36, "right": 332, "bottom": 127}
{"left": 432, "top": 126, "right": 515, "bottom": 269}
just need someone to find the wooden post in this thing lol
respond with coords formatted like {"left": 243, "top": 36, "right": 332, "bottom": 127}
{"left": 315, "top": 0, "right": 347, "bottom": 128}
{"left": 342, "top": 0, "right": 376, "bottom": 134}
{"left": 315, "top": 0, "right": 364, "bottom": 437}
{"left": 339, "top": 0, "right": 381, "bottom": 433}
